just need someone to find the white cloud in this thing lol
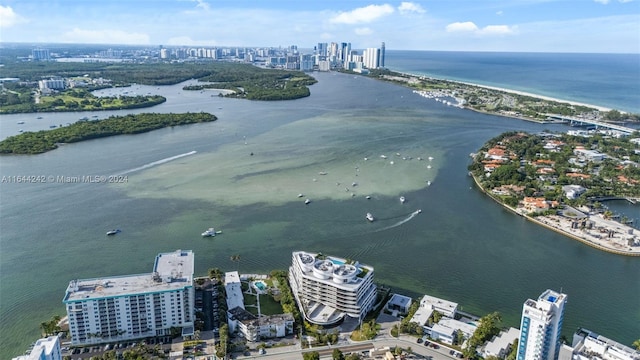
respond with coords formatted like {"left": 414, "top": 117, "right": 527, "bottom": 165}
{"left": 593, "top": 0, "right": 610, "bottom": 3}
{"left": 496, "top": 10, "right": 504, "bottom": 15}
{"left": 0, "top": 5, "right": 27, "bottom": 28}
{"left": 61, "top": 28, "right": 150, "bottom": 45}
{"left": 355, "top": 27, "right": 374, "bottom": 35}
{"left": 446, "top": 22, "right": 516, "bottom": 36}
{"left": 478, "top": 25, "right": 517, "bottom": 35}
{"left": 329, "top": 4, "right": 395, "bottom": 24}
{"left": 446, "top": 21, "right": 479, "bottom": 32}
{"left": 398, "top": 2, "right": 426, "bottom": 14}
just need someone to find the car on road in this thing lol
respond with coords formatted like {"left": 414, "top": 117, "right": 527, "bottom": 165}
{"left": 424, "top": 341, "right": 431, "bottom": 346}
{"left": 430, "top": 343, "right": 440, "bottom": 349}
{"left": 417, "top": 338, "right": 423, "bottom": 343}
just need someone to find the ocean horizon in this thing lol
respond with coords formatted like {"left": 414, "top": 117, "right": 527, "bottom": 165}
{"left": 385, "top": 50, "right": 640, "bottom": 114}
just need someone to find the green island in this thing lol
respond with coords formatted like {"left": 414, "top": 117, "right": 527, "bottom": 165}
{"left": 363, "top": 68, "right": 640, "bottom": 123}
{"left": 0, "top": 112, "right": 216, "bottom": 154}
{"left": 182, "top": 62, "right": 317, "bottom": 100}
{"left": 0, "top": 62, "right": 317, "bottom": 114}
{"left": 468, "top": 131, "right": 640, "bottom": 256}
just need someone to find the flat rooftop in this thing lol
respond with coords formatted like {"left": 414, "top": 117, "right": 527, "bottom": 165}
{"left": 64, "top": 250, "right": 194, "bottom": 302}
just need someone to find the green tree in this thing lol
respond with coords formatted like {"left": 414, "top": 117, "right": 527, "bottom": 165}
{"left": 303, "top": 351, "right": 320, "bottom": 360}
{"left": 332, "top": 348, "right": 345, "bottom": 360}
{"left": 632, "top": 339, "right": 640, "bottom": 350}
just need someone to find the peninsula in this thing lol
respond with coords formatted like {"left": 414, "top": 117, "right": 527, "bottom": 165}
{"left": 468, "top": 131, "right": 640, "bottom": 256}
{"left": 0, "top": 112, "right": 216, "bottom": 154}
{"left": 364, "top": 68, "right": 639, "bottom": 124}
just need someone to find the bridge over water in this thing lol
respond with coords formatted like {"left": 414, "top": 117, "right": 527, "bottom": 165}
{"left": 545, "top": 114, "right": 636, "bottom": 134}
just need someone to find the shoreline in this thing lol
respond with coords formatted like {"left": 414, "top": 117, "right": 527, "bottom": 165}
{"left": 470, "top": 174, "right": 640, "bottom": 257}
{"left": 389, "top": 70, "right": 615, "bottom": 112}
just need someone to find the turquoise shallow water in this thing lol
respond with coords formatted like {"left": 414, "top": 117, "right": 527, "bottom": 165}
{"left": 1, "top": 71, "right": 638, "bottom": 358}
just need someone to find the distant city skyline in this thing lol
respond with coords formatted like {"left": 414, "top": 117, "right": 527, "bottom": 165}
{"left": 0, "top": 0, "right": 638, "bottom": 53}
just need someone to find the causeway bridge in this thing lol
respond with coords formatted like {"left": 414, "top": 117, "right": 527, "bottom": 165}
{"left": 546, "top": 114, "right": 637, "bottom": 135}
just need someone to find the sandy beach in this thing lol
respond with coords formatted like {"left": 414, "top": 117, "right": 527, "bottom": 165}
{"left": 395, "top": 71, "right": 614, "bottom": 112}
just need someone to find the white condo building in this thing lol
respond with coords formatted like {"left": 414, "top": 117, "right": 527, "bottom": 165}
{"left": 289, "top": 251, "right": 377, "bottom": 325}
{"left": 63, "top": 250, "right": 195, "bottom": 346}
{"left": 11, "top": 335, "right": 62, "bottom": 360}
{"left": 517, "top": 289, "right": 568, "bottom": 360}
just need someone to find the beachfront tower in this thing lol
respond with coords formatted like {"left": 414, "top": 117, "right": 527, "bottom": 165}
{"left": 379, "top": 42, "right": 385, "bottom": 68}
{"left": 289, "top": 251, "right": 377, "bottom": 326}
{"left": 517, "top": 289, "right": 568, "bottom": 360}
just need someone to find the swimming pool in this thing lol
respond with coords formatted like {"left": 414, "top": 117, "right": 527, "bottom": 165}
{"left": 254, "top": 281, "right": 267, "bottom": 291}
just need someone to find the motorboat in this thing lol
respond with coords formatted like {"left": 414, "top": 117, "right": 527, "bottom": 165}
{"left": 305, "top": 199, "right": 311, "bottom": 204}
{"left": 106, "top": 229, "right": 121, "bottom": 236}
{"left": 202, "top": 228, "right": 216, "bottom": 237}
{"left": 366, "top": 213, "right": 375, "bottom": 222}
{"left": 298, "top": 193, "right": 304, "bottom": 198}
{"left": 400, "top": 196, "right": 406, "bottom": 204}
{"left": 17, "top": 121, "right": 25, "bottom": 124}
{"left": 366, "top": 195, "right": 371, "bottom": 199}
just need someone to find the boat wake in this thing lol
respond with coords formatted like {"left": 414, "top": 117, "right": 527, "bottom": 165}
{"left": 375, "top": 209, "right": 422, "bottom": 232}
{"left": 117, "top": 151, "right": 197, "bottom": 175}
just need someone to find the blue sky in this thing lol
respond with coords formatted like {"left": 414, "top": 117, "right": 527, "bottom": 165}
{"left": 0, "top": 0, "right": 638, "bottom": 53}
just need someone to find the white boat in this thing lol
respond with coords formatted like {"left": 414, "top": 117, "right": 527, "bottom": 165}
{"left": 201, "top": 228, "right": 216, "bottom": 237}
{"left": 366, "top": 213, "right": 375, "bottom": 222}
{"left": 427, "top": 165, "right": 431, "bottom": 169}
{"left": 366, "top": 195, "right": 371, "bottom": 199}
{"left": 305, "top": 199, "right": 311, "bottom": 204}
{"left": 427, "top": 180, "right": 431, "bottom": 186}
{"left": 428, "top": 156, "right": 434, "bottom": 161}
{"left": 400, "top": 196, "right": 406, "bottom": 204}
{"left": 298, "top": 193, "right": 304, "bottom": 198}
{"left": 106, "top": 229, "right": 121, "bottom": 236}
{"left": 380, "top": 155, "right": 387, "bottom": 159}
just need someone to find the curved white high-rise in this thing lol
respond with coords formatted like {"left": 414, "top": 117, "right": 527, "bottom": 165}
{"left": 289, "top": 251, "right": 377, "bottom": 325}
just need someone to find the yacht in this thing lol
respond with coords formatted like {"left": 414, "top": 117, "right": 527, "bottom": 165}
{"left": 106, "top": 229, "right": 121, "bottom": 236}
{"left": 305, "top": 199, "right": 311, "bottom": 204}
{"left": 202, "top": 228, "right": 216, "bottom": 237}
{"left": 400, "top": 196, "right": 406, "bottom": 204}
{"left": 366, "top": 213, "right": 375, "bottom": 222}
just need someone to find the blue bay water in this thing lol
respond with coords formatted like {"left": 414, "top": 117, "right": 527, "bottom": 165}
{"left": 386, "top": 51, "right": 640, "bottom": 114}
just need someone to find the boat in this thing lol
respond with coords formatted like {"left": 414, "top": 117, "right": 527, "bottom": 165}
{"left": 305, "top": 199, "right": 311, "bottom": 204}
{"left": 201, "top": 228, "right": 216, "bottom": 237}
{"left": 106, "top": 229, "right": 121, "bottom": 236}
{"left": 366, "top": 195, "right": 371, "bottom": 199}
{"left": 427, "top": 165, "right": 431, "bottom": 169}
{"left": 427, "top": 180, "right": 431, "bottom": 186}
{"left": 400, "top": 196, "right": 406, "bottom": 204}
{"left": 318, "top": 172, "right": 328, "bottom": 175}
{"left": 298, "top": 193, "right": 304, "bottom": 198}
{"left": 366, "top": 213, "right": 375, "bottom": 222}
{"left": 18, "top": 129, "right": 23, "bottom": 133}
{"left": 17, "top": 121, "right": 25, "bottom": 124}
{"left": 36, "top": 116, "right": 43, "bottom": 119}
{"left": 428, "top": 156, "right": 434, "bottom": 161}
{"left": 49, "top": 125, "right": 57, "bottom": 128}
